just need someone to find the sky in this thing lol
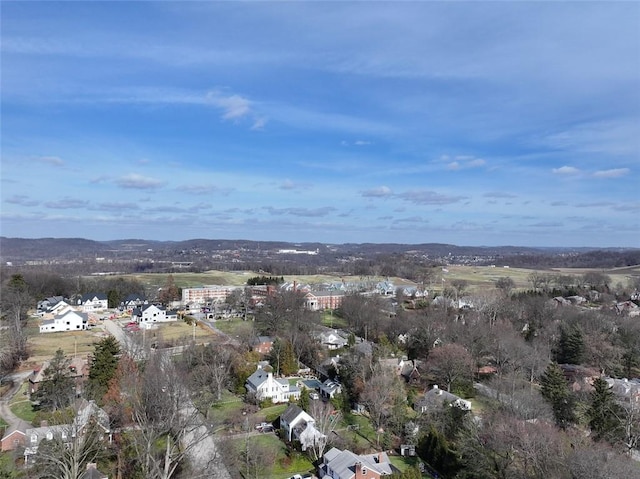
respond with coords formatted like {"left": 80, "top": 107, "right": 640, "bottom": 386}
{"left": 1, "top": 2, "right": 639, "bottom": 247}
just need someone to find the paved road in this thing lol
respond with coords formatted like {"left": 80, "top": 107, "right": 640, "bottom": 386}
{"left": 0, "top": 371, "right": 33, "bottom": 433}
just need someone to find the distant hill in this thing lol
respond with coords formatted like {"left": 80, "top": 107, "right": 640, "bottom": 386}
{"left": 1, "top": 236, "right": 638, "bottom": 271}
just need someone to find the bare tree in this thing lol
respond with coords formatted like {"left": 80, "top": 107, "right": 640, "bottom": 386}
{"left": 426, "top": 343, "right": 474, "bottom": 392}
{"left": 29, "top": 405, "right": 109, "bottom": 479}
{"left": 125, "top": 351, "right": 216, "bottom": 479}
{"left": 184, "top": 343, "right": 233, "bottom": 403}
{"left": 360, "top": 366, "right": 405, "bottom": 429}
{"left": 306, "top": 399, "right": 342, "bottom": 462}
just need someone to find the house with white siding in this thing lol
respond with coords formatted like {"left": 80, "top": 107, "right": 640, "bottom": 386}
{"left": 39, "top": 310, "right": 88, "bottom": 333}
{"left": 76, "top": 293, "right": 108, "bottom": 312}
{"left": 132, "top": 304, "right": 176, "bottom": 324}
{"left": 245, "top": 367, "right": 300, "bottom": 403}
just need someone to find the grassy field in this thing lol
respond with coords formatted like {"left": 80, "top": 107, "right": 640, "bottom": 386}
{"left": 224, "top": 433, "right": 315, "bottom": 479}
{"left": 112, "top": 264, "right": 640, "bottom": 301}
{"left": 111, "top": 271, "right": 422, "bottom": 292}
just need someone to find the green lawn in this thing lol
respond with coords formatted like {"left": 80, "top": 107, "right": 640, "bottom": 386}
{"left": 226, "top": 434, "right": 315, "bottom": 479}
{"left": 213, "top": 318, "right": 256, "bottom": 337}
{"left": 10, "top": 398, "right": 36, "bottom": 424}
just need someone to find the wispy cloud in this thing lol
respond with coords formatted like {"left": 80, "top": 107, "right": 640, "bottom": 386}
{"left": 264, "top": 206, "right": 337, "bottom": 217}
{"left": 278, "top": 179, "right": 311, "bottom": 191}
{"left": 593, "top": 168, "right": 630, "bottom": 178}
{"left": 361, "top": 186, "right": 393, "bottom": 198}
{"left": 396, "top": 189, "right": 467, "bottom": 205}
{"left": 552, "top": 166, "right": 580, "bottom": 175}
{"left": 444, "top": 155, "right": 486, "bottom": 171}
{"left": 5, "top": 194, "right": 40, "bottom": 206}
{"left": 484, "top": 191, "right": 517, "bottom": 199}
{"left": 116, "top": 173, "right": 165, "bottom": 189}
{"left": 93, "top": 202, "right": 140, "bottom": 211}
{"left": 206, "top": 90, "right": 251, "bottom": 120}
{"left": 35, "top": 156, "right": 65, "bottom": 167}
{"left": 179, "top": 184, "right": 234, "bottom": 195}
{"left": 44, "top": 197, "right": 90, "bottom": 209}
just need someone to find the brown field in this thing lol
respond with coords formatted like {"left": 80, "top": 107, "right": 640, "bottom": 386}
{"left": 24, "top": 319, "right": 216, "bottom": 369}
{"left": 25, "top": 327, "right": 106, "bottom": 367}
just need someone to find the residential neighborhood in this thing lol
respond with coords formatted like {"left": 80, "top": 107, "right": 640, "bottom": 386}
{"left": 2, "top": 264, "right": 640, "bottom": 479}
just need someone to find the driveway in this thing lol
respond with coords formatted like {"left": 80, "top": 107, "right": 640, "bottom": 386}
{"left": 0, "top": 371, "right": 33, "bottom": 433}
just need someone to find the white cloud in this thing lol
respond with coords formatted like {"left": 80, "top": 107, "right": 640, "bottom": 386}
{"left": 116, "top": 173, "right": 165, "bottom": 189}
{"left": 593, "top": 168, "right": 630, "bottom": 178}
{"left": 361, "top": 186, "right": 393, "bottom": 198}
{"left": 206, "top": 90, "right": 251, "bottom": 120}
{"left": 441, "top": 155, "right": 485, "bottom": 171}
{"left": 552, "top": 166, "right": 580, "bottom": 175}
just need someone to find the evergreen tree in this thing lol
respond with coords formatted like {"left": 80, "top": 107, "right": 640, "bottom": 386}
{"left": 298, "top": 388, "right": 310, "bottom": 412}
{"left": 417, "top": 425, "right": 461, "bottom": 477}
{"left": 32, "top": 349, "right": 75, "bottom": 411}
{"left": 87, "top": 336, "right": 121, "bottom": 404}
{"left": 540, "top": 362, "right": 576, "bottom": 429}
{"left": 554, "top": 324, "right": 585, "bottom": 364}
{"left": 588, "top": 377, "right": 622, "bottom": 443}
{"left": 268, "top": 338, "right": 297, "bottom": 376}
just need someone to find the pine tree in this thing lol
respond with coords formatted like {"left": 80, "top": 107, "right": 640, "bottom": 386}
{"left": 87, "top": 336, "right": 121, "bottom": 404}
{"left": 540, "top": 362, "right": 576, "bottom": 429}
{"left": 32, "top": 349, "right": 75, "bottom": 411}
{"left": 555, "top": 324, "right": 585, "bottom": 364}
{"left": 588, "top": 377, "right": 621, "bottom": 443}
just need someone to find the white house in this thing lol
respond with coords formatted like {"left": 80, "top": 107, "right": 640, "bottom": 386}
{"left": 77, "top": 293, "right": 108, "bottom": 312}
{"left": 40, "top": 310, "right": 88, "bottom": 333}
{"left": 245, "top": 367, "right": 300, "bottom": 403}
{"left": 317, "top": 329, "right": 348, "bottom": 350}
{"left": 133, "top": 304, "right": 175, "bottom": 324}
{"left": 280, "top": 404, "right": 315, "bottom": 442}
{"left": 320, "top": 379, "right": 342, "bottom": 399}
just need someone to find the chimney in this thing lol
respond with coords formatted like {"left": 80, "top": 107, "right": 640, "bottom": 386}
{"left": 355, "top": 461, "right": 362, "bottom": 475}
{"left": 40, "top": 420, "right": 48, "bottom": 428}
{"left": 86, "top": 463, "right": 97, "bottom": 471}
{"left": 378, "top": 452, "right": 383, "bottom": 464}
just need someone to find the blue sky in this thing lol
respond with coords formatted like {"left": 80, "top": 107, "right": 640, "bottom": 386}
{"left": 1, "top": 2, "right": 638, "bottom": 247}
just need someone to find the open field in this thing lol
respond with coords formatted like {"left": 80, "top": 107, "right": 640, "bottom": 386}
{"left": 24, "top": 318, "right": 216, "bottom": 368}
{"left": 24, "top": 324, "right": 106, "bottom": 365}
{"left": 110, "top": 271, "right": 420, "bottom": 292}
{"left": 105, "top": 264, "right": 640, "bottom": 300}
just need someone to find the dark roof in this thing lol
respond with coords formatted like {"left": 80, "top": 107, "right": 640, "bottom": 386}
{"left": 280, "top": 404, "right": 305, "bottom": 424}
{"left": 80, "top": 293, "right": 107, "bottom": 302}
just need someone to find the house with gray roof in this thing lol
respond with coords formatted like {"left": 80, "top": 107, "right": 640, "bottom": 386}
{"left": 414, "top": 385, "right": 471, "bottom": 413}
{"left": 320, "top": 447, "right": 397, "bottom": 479}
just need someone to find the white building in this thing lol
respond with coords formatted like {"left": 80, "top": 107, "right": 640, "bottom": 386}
{"left": 181, "top": 285, "right": 241, "bottom": 304}
{"left": 77, "top": 293, "right": 108, "bottom": 312}
{"left": 245, "top": 367, "right": 300, "bottom": 403}
{"left": 133, "top": 304, "right": 175, "bottom": 324}
{"left": 40, "top": 310, "right": 88, "bottom": 333}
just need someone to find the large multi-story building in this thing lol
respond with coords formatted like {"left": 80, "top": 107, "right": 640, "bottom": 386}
{"left": 181, "top": 285, "right": 241, "bottom": 304}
